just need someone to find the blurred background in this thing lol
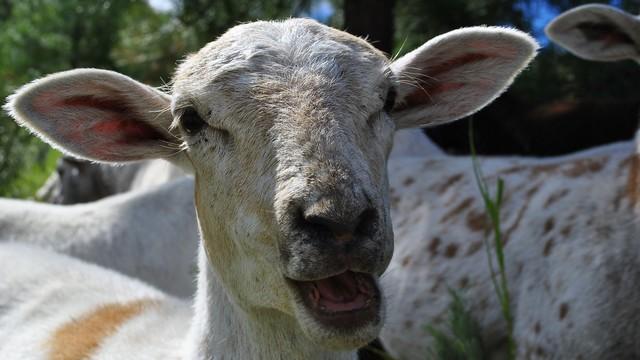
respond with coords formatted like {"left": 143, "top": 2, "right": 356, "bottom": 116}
{"left": 1, "top": 0, "right": 639, "bottom": 198}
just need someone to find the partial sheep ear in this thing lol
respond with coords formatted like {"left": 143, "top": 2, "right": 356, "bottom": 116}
{"left": 4, "top": 69, "right": 187, "bottom": 166}
{"left": 545, "top": 4, "right": 640, "bottom": 62}
{"left": 390, "top": 26, "right": 538, "bottom": 129}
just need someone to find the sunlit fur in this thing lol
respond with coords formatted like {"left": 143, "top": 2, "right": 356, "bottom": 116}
{"left": 172, "top": 20, "right": 396, "bottom": 349}
{"left": 545, "top": 4, "right": 640, "bottom": 63}
{"left": 2, "top": 19, "right": 536, "bottom": 359}
{"left": 0, "top": 178, "right": 198, "bottom": 298}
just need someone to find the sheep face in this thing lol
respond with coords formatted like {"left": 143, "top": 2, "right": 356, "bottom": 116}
{"left": 172, "top": 19, "right": 394, "bottom": 348}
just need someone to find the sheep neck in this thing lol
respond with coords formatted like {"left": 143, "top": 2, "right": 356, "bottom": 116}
{"left": 184, "top": 245, "right": 357, "bottom": 360}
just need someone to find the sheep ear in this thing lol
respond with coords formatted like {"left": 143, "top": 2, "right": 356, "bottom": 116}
{"left": 545, "top": 4, "right": 640, "bottom": 62}
{"left": 389, "top": 27, "right": 538, "bottom": 129}
{"left": 4, "top": 69, "right": 185, "bottom": 165}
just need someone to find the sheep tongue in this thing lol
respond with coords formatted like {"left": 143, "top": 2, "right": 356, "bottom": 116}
{"left": 315, "top": 271, "right": 358, "bottom": 303}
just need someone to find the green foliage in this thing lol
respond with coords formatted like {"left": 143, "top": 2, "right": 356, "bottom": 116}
{"left": 395, "top": 0, "right": 529, "bottom": 55}
{"left": 2, "top": 149, "right": 60, "bottom": 199}
{"left": 175, "top": 0, "right": 296, "bottom": 45}
{"left": 0, "top": 0, "right": 300, "bottom": 198}
{"left": 426, "top": 289, "right": 487, "bottom": 360}
{"left": 425, "top": 121, "right": 516, "bottom": 360}
{"left": 112, "top": 2, "right": 198, "bottom": 85}
{"left": 469, "top": 119, "right": 515, "bottom": 359}
{"left": 0, "top": 0, "right": 145, "bottom": 198}
{"left": 394, "top": 0, "right": 640, "bottom": 109}
{"left": 518, "top": 43, "right": 640, "bottom": 108}
{"left": 3, "top": 0, "right": 639, "bottom": 199}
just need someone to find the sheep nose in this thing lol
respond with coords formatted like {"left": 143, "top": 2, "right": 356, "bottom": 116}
{"left": 300, "top": 198, "right": 377, "bottom": 242}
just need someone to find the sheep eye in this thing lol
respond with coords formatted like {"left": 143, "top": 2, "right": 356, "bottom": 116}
{"left": 180, "top": 108, "right": 206, "bottom": 135}
{"left": 383, "top": 87, "right": 396, "bottom": 113}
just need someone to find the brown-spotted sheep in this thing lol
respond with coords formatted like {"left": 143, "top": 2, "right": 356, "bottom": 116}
{"left": 381, "top": 6, "right": 640, "bottom": 359}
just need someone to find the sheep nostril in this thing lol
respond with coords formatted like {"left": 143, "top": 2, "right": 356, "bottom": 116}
{"left": 300, "top": 206, "right": 377, "bottom": 242}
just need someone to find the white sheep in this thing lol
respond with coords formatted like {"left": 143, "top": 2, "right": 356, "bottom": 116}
{"left": 380, "top": 6, "right": 640, "bottom": 359}
{"left": 0, "top": 177, "right": 198, "bottom": 298}
{"left": 37, "top": 157, "right": 186, "bottom": 204}
{"left": 545, "top": 4, "right": 639, "bottom": 63}
{"left": 0, "top": 19, "right": 536, "bottom": 359}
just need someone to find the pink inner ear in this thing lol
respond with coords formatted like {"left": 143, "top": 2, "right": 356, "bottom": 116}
{"left": 600, "top": 32, "right": 632, "bottom": 47}
{"left": 427, "top": 53, "right": 493, "bottom": 78}
{"left": 60, "top": 95, "right": 131, "bottom": 116}
{"left": 60, "top": 95, "right": 165, "bottom": 144}
{"left": 576, "top": 21, "right": 634, "bottom": 46}
{"left": 395, "top": 53, "right": 494, "bottom": 111}
{"left": 33, "top": 92, "right": 167, "bottom": 161}
{"left": 91, "top": 117, "right": 165, "bottom": 143}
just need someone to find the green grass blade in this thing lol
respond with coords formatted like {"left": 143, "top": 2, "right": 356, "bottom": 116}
{"left": 468, "top": 118, "right": 516, "bottom": 359}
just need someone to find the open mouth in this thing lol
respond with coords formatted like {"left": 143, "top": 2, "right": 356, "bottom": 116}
{"left": 288, "top": 271, "right": 381, "bottom": 329}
